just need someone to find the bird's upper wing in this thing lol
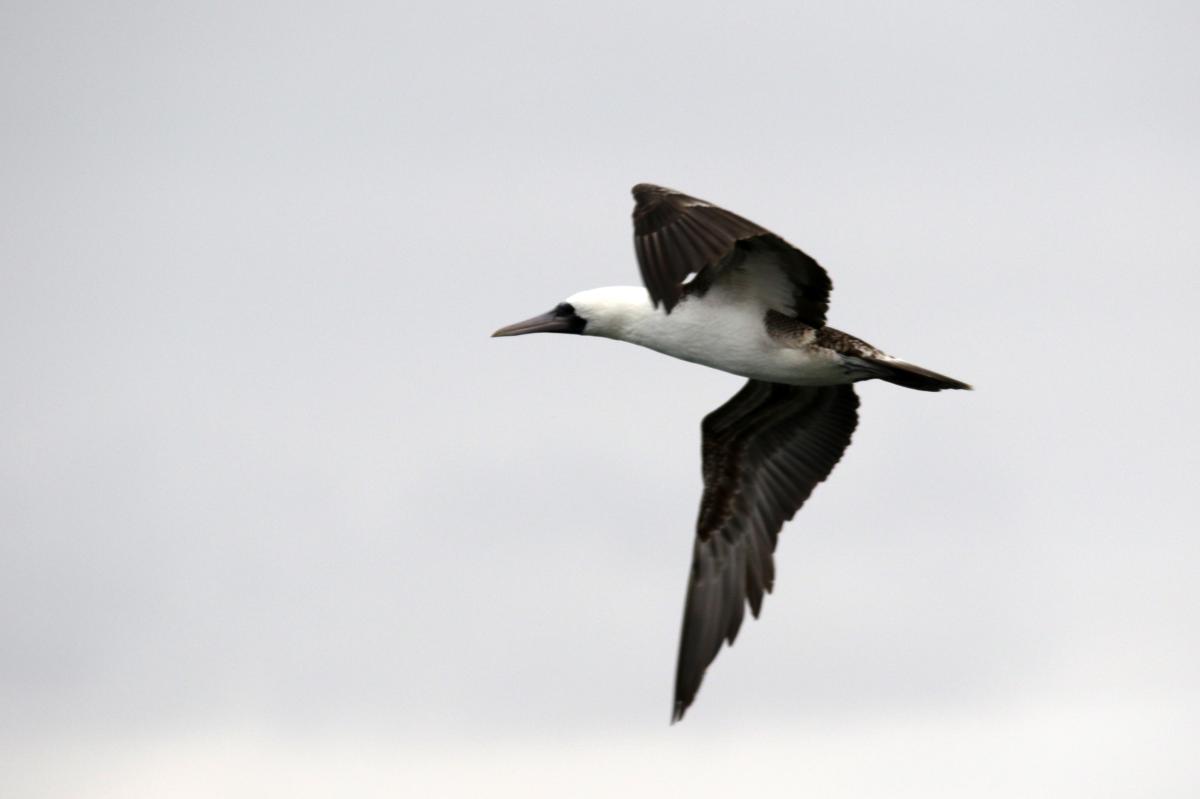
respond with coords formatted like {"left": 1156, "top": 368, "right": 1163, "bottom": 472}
{"left": 631, "top": 183, "right": 832, "bottom": 325}
{"left": 673, "top": 380, "right": 859, "bottom": 722}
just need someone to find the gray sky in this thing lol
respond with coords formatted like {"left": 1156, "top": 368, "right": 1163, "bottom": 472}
{"left": 2, "top": 1, "right": 1198, "bottom": 796}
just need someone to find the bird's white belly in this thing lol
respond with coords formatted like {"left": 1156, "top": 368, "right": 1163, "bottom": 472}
{"left": 624, "top": 305, "right": 854, "bottom": 386}
{"left": 688, "top": 340, "right": 851, "bottom": 386}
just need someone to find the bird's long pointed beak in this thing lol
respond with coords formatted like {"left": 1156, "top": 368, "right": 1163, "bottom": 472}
{"left": 491, "top": 309, "right": 573, "bottom": 337}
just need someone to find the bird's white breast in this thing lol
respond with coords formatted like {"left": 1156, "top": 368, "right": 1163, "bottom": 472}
{"left": 617, "top": 290, "right": 852, "bottom": 386}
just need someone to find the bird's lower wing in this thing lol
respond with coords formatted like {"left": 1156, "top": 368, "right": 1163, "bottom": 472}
{"left": 673, "top": 380, "right": 859, "bottom": 722}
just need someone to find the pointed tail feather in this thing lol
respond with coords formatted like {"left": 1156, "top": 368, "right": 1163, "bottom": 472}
{"left": 860, "top": 357, "right": 972, "bottom": 392}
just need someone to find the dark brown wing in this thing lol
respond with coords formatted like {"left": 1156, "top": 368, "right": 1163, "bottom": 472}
{"left": 672, "top": 380, "right": 859, "bottom": 722}
{"left": 631, "top": 183, "right": 832, "bottom": 325}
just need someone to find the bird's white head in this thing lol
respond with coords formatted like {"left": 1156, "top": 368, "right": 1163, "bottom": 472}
{"left": 491, "top": 286, "right": 653, "bottom": 340}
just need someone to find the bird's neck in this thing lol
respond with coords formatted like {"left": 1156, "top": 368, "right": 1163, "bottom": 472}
{"left": 578, "top": 286, "right": 665, "bottom": 342}
{"left": 583, "top": 286, "right": 733, "bottom": 360}
{"left": 580, "top": 285, "right": 773, "bottom": 379}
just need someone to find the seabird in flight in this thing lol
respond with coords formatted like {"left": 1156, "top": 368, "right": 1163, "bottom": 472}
{"left": 493, "top": 184, "right": 970, "bottom": 722}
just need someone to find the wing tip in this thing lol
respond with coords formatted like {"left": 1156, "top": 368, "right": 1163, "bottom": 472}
{"left": 632, "top": 182, "right": 668, "bottom": 197}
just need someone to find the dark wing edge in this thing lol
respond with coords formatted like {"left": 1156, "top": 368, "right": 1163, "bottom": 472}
{"left": 672, "top": 380, "right": 860, "bottom": 722}
{"left": 631, "top": 183, "right": 832, "bottom": 326}
{"left": 632, "top": 183, "right": 768, "bottom": 312}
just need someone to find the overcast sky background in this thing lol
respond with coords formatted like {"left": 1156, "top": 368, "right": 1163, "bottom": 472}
{"left": 2, "top": 1, "right": 1198, "bottom": 796}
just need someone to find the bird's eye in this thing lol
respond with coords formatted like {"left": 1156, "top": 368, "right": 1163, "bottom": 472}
{"left": 555, "top": 302, "right": 575, "bottom": 317}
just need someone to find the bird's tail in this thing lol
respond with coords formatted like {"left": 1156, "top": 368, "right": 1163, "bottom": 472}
{"left": 859, "top": 356, "right": 972, "bottom": 392}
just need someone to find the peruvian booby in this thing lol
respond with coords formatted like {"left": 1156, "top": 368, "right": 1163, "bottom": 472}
{"left": 493, "top": 184, "right": 970, "bottom": 722}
